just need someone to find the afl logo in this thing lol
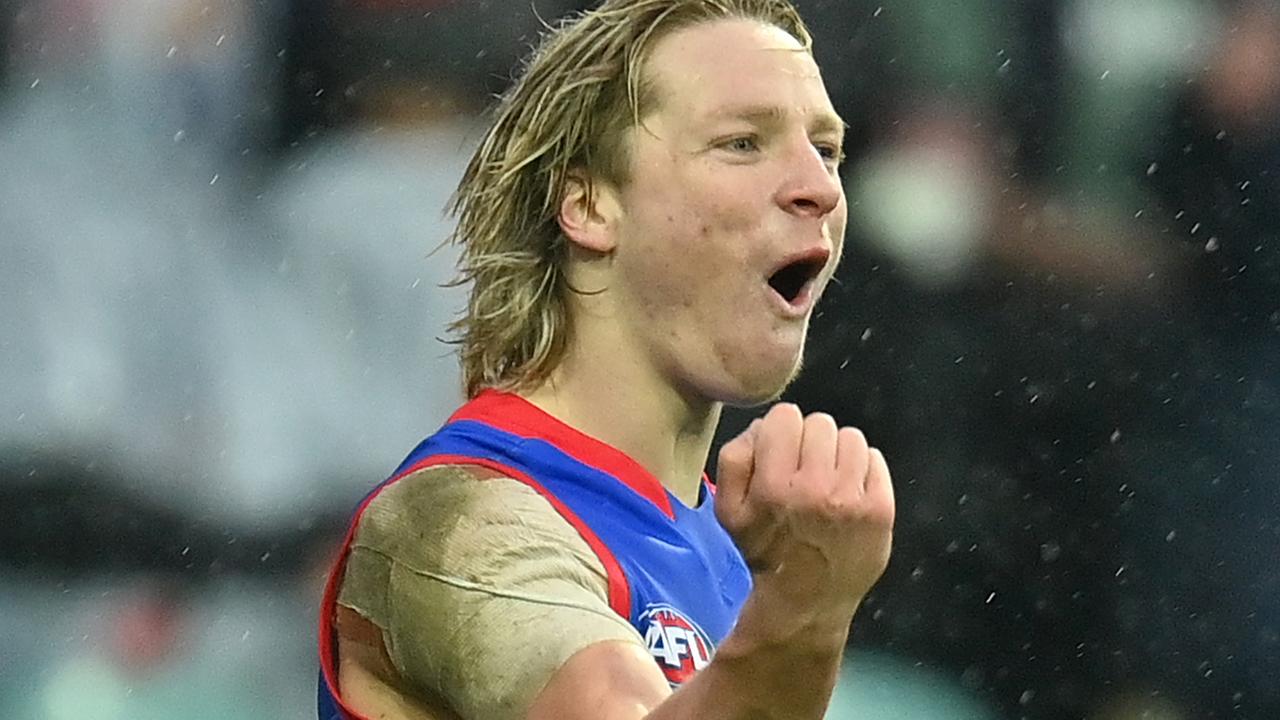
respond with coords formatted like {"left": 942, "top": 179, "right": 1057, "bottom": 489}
{"left": 639, "top": 603, "right": 714, "bottom": 685}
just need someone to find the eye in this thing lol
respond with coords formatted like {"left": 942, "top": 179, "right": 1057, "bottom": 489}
{"left": 722, "top": 135, "right": 761, "bottom": 153}
{"left": 814, "top": 142, "right": 846, "bottom": 166}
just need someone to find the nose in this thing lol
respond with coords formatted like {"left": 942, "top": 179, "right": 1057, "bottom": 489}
{"left": 776, "top": 139, "right": 843, "bottom": 219}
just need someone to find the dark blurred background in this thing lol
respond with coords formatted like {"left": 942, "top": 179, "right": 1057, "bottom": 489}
{"left": 2, "top": 1, "right": 1277, "bottom": 718}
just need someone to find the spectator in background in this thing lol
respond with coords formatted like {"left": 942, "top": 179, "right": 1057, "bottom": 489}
{"left": 0, "top": 0, "right": 271, "bottom": 517}
{"left": 1147, "top": 0, "right": 1280, "bottom": 341}
{"left": 1136, "top": 0, "right": 1280, "bottom": 711}
{"left": 13, "top": 572, "right": 320, "bottom": 720}
{"left": 254, "top": 0, "right": 581, "bottom": 514}
{"left": 253, "top": 75, "right": 477, "bottom": 515}
{"left": 0, "top": 0, "right": 477, "bottom": 523}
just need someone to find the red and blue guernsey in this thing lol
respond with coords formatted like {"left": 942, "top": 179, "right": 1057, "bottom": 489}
{"left": 318, "top": 390, "right": 753, "bottom": 720}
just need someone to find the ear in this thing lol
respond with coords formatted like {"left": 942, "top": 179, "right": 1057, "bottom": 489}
{"left": 557, "top": 171, "right": 619, "bottom": 254}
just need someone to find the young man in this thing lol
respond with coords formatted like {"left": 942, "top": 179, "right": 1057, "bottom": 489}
{"left": 317, "top": 2, "right": 895, "bottom": 719}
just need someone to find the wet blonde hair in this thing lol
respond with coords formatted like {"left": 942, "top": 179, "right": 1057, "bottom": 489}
{"left": 447, "top": 0, "right": 812, "bottom": 397}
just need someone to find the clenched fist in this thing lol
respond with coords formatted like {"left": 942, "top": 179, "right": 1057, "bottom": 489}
{"left": 715, "top": 403, "right": 895, "bottom": 620}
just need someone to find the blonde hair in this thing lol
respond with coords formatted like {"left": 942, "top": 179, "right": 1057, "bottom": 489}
{"left": 447, "top": 0, "right": 813, "bottom": 397}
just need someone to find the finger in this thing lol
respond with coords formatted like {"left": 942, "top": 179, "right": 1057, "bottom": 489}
{"left": 834, "top": 426, "right": 869, "bottom": 479}
{"left": 798, "top": 413, "right": 838, "bottom": 474}
{"left": 715, "top": 420, "right": 759, "bottom": 529}
{"left": 865, "top": 447, "right": 896, "bottom": 522}
{"left": 754, "top": 403, "right": 804, "bottom": 485}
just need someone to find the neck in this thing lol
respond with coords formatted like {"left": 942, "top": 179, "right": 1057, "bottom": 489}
{"left": 520, "top": 341, "right": 721, "bottom": 508}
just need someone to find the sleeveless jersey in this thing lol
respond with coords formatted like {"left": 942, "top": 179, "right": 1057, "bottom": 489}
{"left": 317, "top": 390, "right": 752, "bottom": 719}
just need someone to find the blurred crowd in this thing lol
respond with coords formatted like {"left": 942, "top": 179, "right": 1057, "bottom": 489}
{"left": 2, "top": 0, "right": 1278, "bottom": 718}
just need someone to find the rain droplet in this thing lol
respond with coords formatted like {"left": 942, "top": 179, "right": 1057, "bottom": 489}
{"left": 1110, "top": 429, "right": 1122, "bottom": 443}
{"left": 166, "top": 46, "right": 177, "bottom": 58}
{"left": 986, "top": 591, "right": 997, "bottom": 604}
{"left": 1165, "top": 530, "right": 1177, "bottom": 542}
{"left": 1190, "top": 222, "right": 1201, "bottom": 235}
{"left": 873, "top": 6, "right": 883, "bottom": 16}
{"left": 1205, "top": 237, "right": 1220, "bottom": 252}
{"left": 1040, "top": 541, "right": 1062, "bottom": 562}
{"left": 1146, "top": 162, "right": 1159, "bottom": 176}
{"left": 29, "top": 78, "right": 39, "bottom": 89}
{"left": 1099, "top": 69, "right": 1111, "bottom": 80}
{"left": 1019, "top": 689, "right": 1035, "bottom": 705}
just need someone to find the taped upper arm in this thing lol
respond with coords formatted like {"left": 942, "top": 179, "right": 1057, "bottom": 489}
{"left": 337, "top": 465, "right": 646, "bottom": 720}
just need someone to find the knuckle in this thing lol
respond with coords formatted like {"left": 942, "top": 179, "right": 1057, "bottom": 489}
{"left": 753, "top": 476, "right": 789, "bottom": 507}
{"left": 804, "top": 412, "right": 838, "bottom": 437}
{"left": 838, "top": 426, "right": 867, "bottom": 448}
{"left": 871, "top": 447, "right": 892, "bottom": 477}
{"left": 784, "top": 473, "right": 828, "bottom": 507}
{"left": 767, "top": 402, "right": 803, "bottom": 425}
{"left": 718, "top": 438, "right": 745, "bottom": 463}
{"left": 816, "top": 492, "right": 845, "bottom": 518}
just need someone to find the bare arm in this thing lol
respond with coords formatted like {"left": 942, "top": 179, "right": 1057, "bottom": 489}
{"left": 525, "top": 583, "right": 854, "bottom": 720}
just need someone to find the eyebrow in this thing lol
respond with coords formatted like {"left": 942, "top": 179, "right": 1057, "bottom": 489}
{"left": 711, "top": 104, "right": 847, "bottom": 139}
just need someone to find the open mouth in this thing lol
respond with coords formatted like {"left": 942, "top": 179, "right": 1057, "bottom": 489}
{"left": 767, "top": 255, "right": 827, "bottom": 304}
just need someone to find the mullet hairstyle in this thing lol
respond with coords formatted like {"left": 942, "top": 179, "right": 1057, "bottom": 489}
{"left": 447, "top": 0, "right": 813, "bottom": 397}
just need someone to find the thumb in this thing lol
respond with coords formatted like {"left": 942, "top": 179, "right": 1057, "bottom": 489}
{"left": 715, "top": 420, "right": 759, "bottom": 528}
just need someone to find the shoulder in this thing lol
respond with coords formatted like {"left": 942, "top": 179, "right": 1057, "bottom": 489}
{"left": 351, "top": 463, "right": 590, "bottom": 581}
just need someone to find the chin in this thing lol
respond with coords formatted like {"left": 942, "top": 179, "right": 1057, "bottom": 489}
{"left": 715, "top": 356, "right": 805, "bottom": 408}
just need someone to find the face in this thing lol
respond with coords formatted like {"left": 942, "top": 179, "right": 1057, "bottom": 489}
{"left": 603, "top": 18, "right": 847, "bottom": 405}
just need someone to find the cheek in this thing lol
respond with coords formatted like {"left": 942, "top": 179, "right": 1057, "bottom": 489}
{"left": 620, "top": 170, "right": 760, "bottom": 298}
{"left": 830, "top": 201, "right": 849, "bottom": 250}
